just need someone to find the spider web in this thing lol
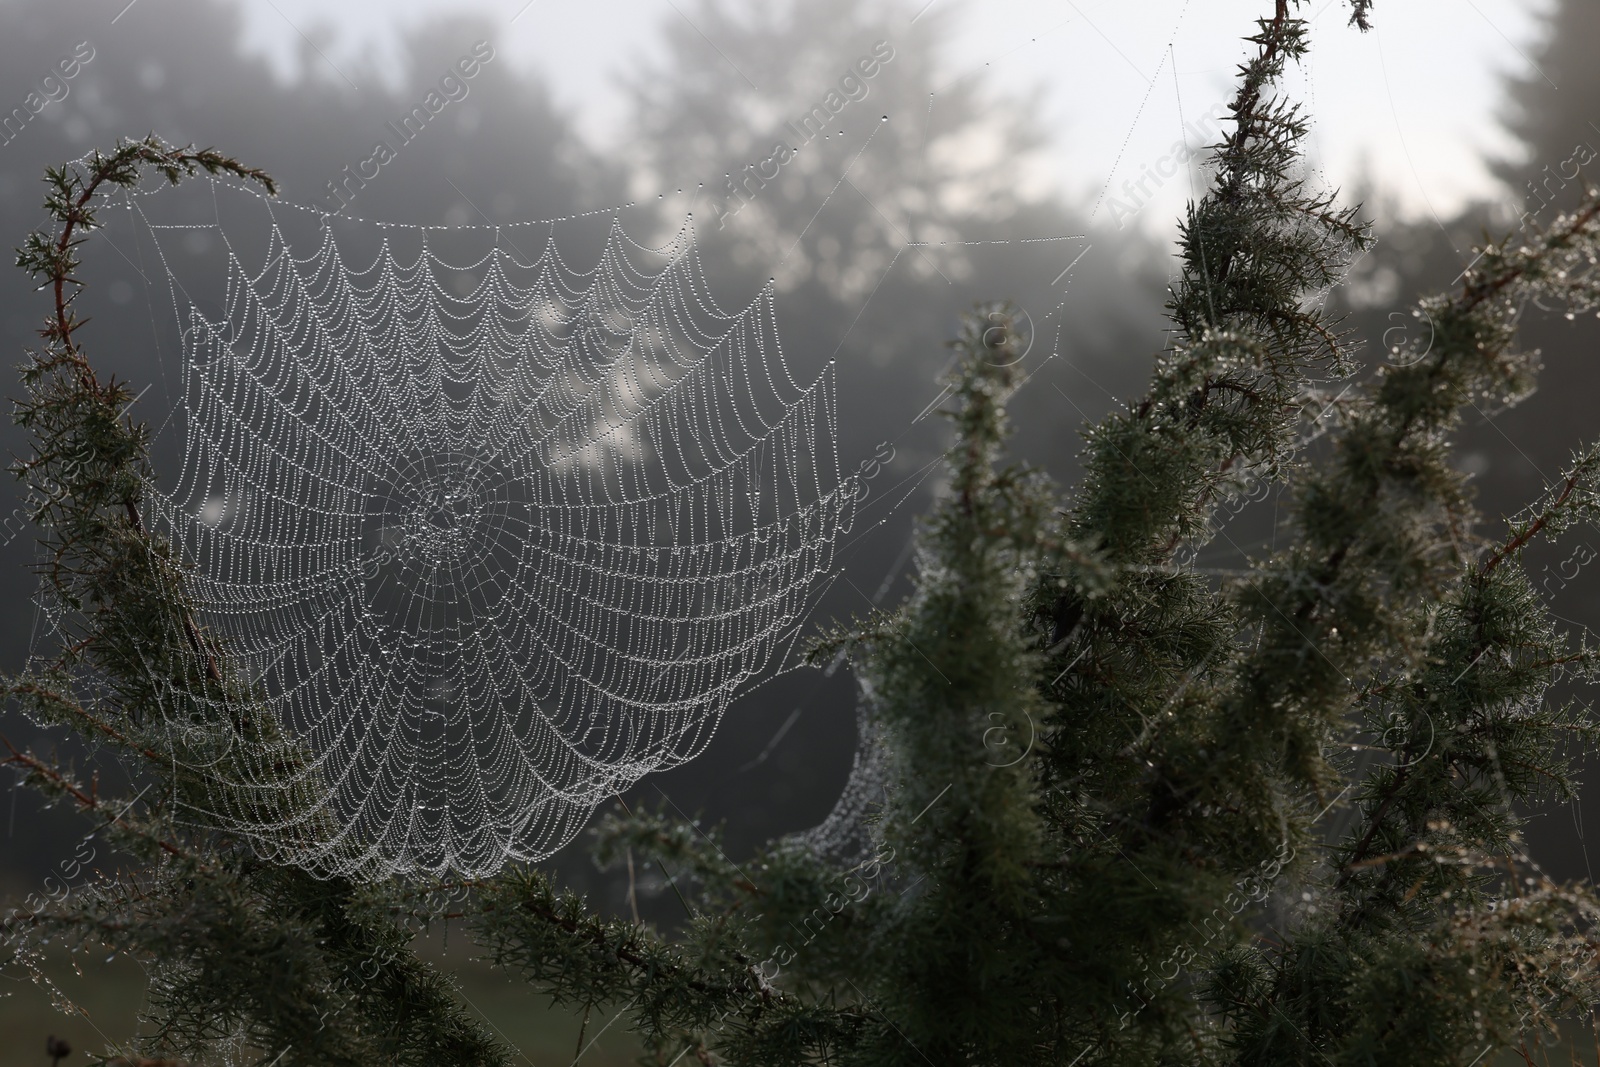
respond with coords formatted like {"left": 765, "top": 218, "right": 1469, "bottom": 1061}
{"left": 120, "top": 182, "right": 854, "bottom": 877}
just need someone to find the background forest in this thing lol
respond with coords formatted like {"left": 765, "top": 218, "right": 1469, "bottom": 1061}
{"left": 3, "top": 0, "right": 1600, "bottom": 1062}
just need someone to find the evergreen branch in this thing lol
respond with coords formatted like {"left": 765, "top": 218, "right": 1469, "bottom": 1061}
{"left": 6, "top": 678, "right": 166, "bottom": 766}
{"left": 0, "top": 735, "right": 188, "bottom": 862}
{"left": 1483, "top": 444, "right": 1600, "bottom": 578}
{"left": 1335, "top": 379, "right": 1600, "bottom": 895}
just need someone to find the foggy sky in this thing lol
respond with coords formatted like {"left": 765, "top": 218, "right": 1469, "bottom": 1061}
{"left": 231, "top": 0, "right": 1546, "bottom": 230}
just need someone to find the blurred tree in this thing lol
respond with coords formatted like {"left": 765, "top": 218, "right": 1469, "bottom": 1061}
{"left": 1489, "top": 0, "right": 1600, "bottom": 216}
{"left": 621, "top": 0, "right": 1165, "bottom": 435}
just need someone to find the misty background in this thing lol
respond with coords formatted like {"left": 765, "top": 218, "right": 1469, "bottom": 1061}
{"left": 1, "top": 0, "right": 1598, "bottom": 963}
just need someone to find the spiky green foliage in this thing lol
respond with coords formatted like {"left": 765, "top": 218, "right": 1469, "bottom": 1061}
{"left": 8, "top": 5, "right": 1600, "bottom": 1066}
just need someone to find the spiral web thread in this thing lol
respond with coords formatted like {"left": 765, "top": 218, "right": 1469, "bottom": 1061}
{"left": 118, "top": 183, "right": 854, "bottom": 877}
